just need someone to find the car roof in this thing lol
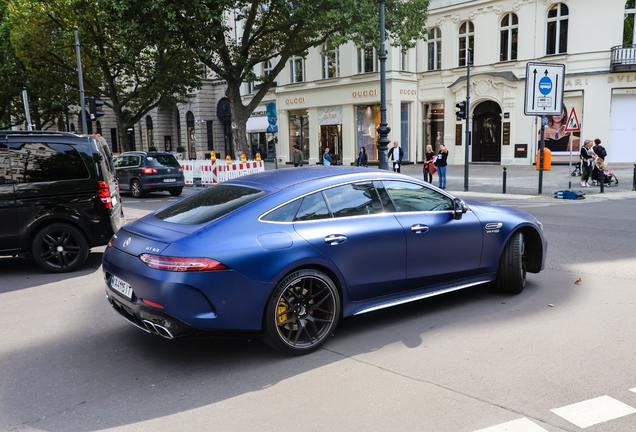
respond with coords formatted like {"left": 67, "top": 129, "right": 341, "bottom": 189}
{"left": 227, "top": 166, "right": 407, "bottom": 191}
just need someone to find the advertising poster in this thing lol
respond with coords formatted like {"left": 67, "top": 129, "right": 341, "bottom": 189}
{"left": 538, "top": 92, "right": 583, "bottom": 155}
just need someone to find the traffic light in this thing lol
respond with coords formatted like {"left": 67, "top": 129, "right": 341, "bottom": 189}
{"left": 88, "top": 97, "right": 105, "bottom": 121}
{"left": 456, "top": 101, "right": 467, "bottom": 120}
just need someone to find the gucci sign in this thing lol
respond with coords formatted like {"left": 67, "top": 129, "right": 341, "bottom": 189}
{"left": 352, "top": 89, "right": 378, "bottom": 98}
{"left": 286, "top": 97, "right": 306, "bottom": 104}
{"left": 400, "top": 89, "right": 416, "bottom": 95}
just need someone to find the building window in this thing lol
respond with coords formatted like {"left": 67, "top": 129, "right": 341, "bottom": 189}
{"left": 206, "top": 120, "right": 214, "bottom": 151}
{"left": 145, "top": 116, "right": 154, "bottom": 149}
{"left": 400, "top": 47, "right": 408, "bottom": 71}
{"left": 186, "top": 111, "right": 195, "bottom": 159}
{"left": 625, "top": 0, "right": 636, "bottom": 45}
{"left": 458, "top": 21, "right": 474, "bottom": 66}
{"left": 356, "top": 105, "right": 380, "bottom": 161}
{"left": 321, "top": 40, "right": 339, "bottom": 79}
{"left": 423, "top": 102, "right": 444, "bottom": 156}
{"left": 546, "top": 3, "right": 568, "bottom": 55}
{"left": 201, "top": 64, "right": 208, "bottom": 79}
{"left": 263, "top": 60, "right": 273, "bottom": 77}
{"left": 358, "top": 43, "right": 378, "bottom": 73}
{"left": 500, "top": 13, "right": 518, "bottom": 61}
{"left": 246, "top": 81, "right": 255, "bottom": 94}
{"left": 289, "top": 56, "right": 305, "bottom": 83}
{"left": 401, "top": 103, "right": 409, "bottom": 159}
{"left": 427, "top": 28, "right": 442, "bottom": 71}
{"left": 96, "top": 121, "right": 102, "bottom": 136}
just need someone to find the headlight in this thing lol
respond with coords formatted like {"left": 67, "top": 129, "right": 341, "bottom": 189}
{"left": 536, "top": 221, "right": 544, "bottom": 232}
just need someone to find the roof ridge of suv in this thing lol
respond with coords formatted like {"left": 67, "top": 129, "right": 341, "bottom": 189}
{"left": 1, "top": 130, "right": 82, "bottom": 138}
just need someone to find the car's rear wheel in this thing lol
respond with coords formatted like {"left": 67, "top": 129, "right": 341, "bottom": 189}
{"left": 495, "top": 231, "right": 526, "bottom": 294}
{"left": 169, "top": 187, "right": 183, "bottom": 196}
{"left": 263, "top": 269, "right": 340, "bottom": 355}
{"left": 32, "top": 223, "right": 89, "bottom": 273}
{"left": 131, "top": 180, "right": 144, "bottom": 198}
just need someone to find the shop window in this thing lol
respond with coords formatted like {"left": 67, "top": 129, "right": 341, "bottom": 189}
{"left": 458, "top": 21, "right": 474, "bottom": 67}
{"left": 322, "top": 40, "right": 339, "bottom": 79}
{"left": 625, "top": 0, "right": 636, "bottom": 45}
{"left": 500, "top": 13, "right": 518, "bottom": 61}
{"left": 356, "top": 105, "right": 381, "bottom": 161}
{"left": 546, "top": 3, "right": 568, "bottom": 55}
{"left": 422, "top": 102, "right": 444, "bottom": 156}
{"left": 401, "top": 103, "right": 409, "bottom": 160}
{"left": 289, "top": 111, "right": 309, "bottom": 161}
{"left": 289, "top": 56, "right": 305, "bottom": 83}
{"left": 427, "top": 28, "right": 442, "bottom": 71}
{"left": 186, "top": 111, "right": 195, "bottom": 159}
{"left": 357, "top": 43, "right": 378, "bottom": 73}
{"left": 146, "top": 116, "right": 154, "bottom": 149}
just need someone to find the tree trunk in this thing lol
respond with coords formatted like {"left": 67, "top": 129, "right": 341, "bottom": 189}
{"left": 226, "top": 84, "right": 251, "bottom": 159}
{"left": 114, "top": 112, "right": 131, "bottom": 152}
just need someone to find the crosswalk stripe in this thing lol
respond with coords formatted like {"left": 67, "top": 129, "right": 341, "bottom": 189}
{"left": 473, "top": 418, "right": 548, "bottom": 432}
{"left": 550, "top": 395, "right": 636, "bottom": 429}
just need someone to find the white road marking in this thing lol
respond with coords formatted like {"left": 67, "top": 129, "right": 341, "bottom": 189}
{"left": 630, "top": 387, "right": 636, "bottom": 394}
{"left": 550, "top": 395, "right": 636, "bottom": 428}
{"left": 473, "top": 418, "right": 548, "bottom": 432}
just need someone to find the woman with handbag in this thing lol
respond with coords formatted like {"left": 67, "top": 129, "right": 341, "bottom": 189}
{"left": 423, "top": 144, "right": 436, "bottom": 182}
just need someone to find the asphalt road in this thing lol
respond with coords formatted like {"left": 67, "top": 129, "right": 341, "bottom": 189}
{"left": 1, "top": 195, "right": 635, "bottom": 432}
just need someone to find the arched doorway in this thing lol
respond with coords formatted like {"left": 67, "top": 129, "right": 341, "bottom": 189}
{"left": 217, "top": 98, "right": 233, "bottom": 160}
{"left": 472, "top": 101, "right": 501, "bottom": 163}
{"left": 186, "top": 111, "right": 195, "bottom": 159}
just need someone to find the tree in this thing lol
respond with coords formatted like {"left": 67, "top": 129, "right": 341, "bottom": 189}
{"left": 111, "top": 0, "right": 430, "bottom": 156}
{"left": 10, "top": 0, "right": 204, "bottom": 149}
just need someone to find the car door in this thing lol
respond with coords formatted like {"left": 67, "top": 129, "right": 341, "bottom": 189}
{"left": 383, "top": 180, "right": 483, "bottom": 290}
{"left": 0, "top": 141, "right": 17, "bottom": 251}
{"left": 292, "top": 182, "right": 407, "bottom": 301}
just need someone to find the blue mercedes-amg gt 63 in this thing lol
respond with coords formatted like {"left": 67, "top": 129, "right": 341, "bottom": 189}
{"left": 102, "top": 167, "right": 547, "bottom": 355}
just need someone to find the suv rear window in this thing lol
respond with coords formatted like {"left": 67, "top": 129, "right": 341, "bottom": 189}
{"left": 146, "top": 154, "right": 180, "bottom": 168}
{"left": 154, "top": 184, "right": 267, "bottom": 225}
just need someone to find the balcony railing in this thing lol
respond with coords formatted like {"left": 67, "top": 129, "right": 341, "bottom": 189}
{"left": 611, "top": 44, "right": 636, "bottom": 72}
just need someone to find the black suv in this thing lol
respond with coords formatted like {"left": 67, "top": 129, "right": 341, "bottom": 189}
{"left": 113, "top": 151, "right": 185, "bottom": 198}
{"left": 0, "top": 131, "right": 125, "bottom": 272}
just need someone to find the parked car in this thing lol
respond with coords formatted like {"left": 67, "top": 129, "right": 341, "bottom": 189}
{"left": 102, "top": 167, "right": 547, "bottom": 355}
{"left": 0, "top": 131, "right": 125, "bottom": 272}
{"left": 113, "top": 151, "right": 185, "bottom": 198}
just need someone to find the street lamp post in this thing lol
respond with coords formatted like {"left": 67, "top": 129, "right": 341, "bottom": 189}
{"left": 377, "top": 0, "right": 391, "bottom": 171}
{"left": 464, "top": 48, "right": 472, "bottom": 192}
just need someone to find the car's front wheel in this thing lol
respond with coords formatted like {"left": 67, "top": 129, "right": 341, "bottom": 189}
{"left": 495, "top": 231, "right": 526, "bottom": 294}
{"left": 32, "top": 223, "right": 89, "bottom": 273}
{"left": 263, "top": 269, "right": 340, "bottom": 355}
{"left": 131, "top": 180, "right": 144, "bottom": 198}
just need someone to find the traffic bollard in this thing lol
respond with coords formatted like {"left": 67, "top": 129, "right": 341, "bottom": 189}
{"left": 502, "top": 167, "right": 507, "bottom": 194}
{"left": 633, "top": 164, "right": 636, "bottom": 191}
{"left": 600, "top": 167, "right": 604, "bottom": 194}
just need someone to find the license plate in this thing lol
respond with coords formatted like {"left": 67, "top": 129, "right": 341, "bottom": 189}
{"left": 111, "top": 275, "right": 133, "bottom": 300}
{"left": 163, "top": 178, "right": 176, "bottom": 182}
{"left": 112, "top": 195, "right": 118, "bottom": 206}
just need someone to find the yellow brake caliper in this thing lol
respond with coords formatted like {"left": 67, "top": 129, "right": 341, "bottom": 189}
{"left": 277, "top": 301, "right": 288, "bottom": 324}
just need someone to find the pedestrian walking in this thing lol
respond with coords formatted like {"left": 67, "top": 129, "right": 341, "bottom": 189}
{"left": 357, "top": 147, "right": 368, "bottom": 167}
{"left": 436, "top": 143, "right": 449, "bottom": 189}
{"left": 580, "top": 139, "right": 594, "bottom": 187}
{"left": 424, "top": 144, "right": 436, "bottom": 182}
{"left": 292, "top": 145, "right": 303, "bottom": 167}
{"left": 388, "top": 141, "right": 403, "bottom": 172}
{"left": 323, "top": 147, "right": 332, "bottom": 166}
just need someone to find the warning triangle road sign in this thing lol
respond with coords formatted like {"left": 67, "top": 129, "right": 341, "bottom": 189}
{"left": 564, "top": 108, "right": 580, "bottom": 132}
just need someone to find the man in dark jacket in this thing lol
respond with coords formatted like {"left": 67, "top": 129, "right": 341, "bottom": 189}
{"left": 292, "top": 145, "right": 303, "bottom": 167}
{"left": 387, "top": 141, "right": 404, "bottom": 172}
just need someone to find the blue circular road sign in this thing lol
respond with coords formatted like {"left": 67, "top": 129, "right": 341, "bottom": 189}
{"left": 539, "top": 77, "right": 552, "bottom": 96}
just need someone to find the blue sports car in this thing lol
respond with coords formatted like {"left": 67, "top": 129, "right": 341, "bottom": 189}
{"left": 102, "top": 167, "right": 547, "bottom": 355}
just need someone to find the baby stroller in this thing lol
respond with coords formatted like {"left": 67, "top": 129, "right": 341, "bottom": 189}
{"left": 591, "top": 165, "right": 618, "bottom": 187}
{"left": 571, "top": 162, "right": 581, "bottom": 177}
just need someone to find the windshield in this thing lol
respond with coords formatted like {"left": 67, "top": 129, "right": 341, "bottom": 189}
{"left": 154, "top": 184, "right": 268, "bottom": 225}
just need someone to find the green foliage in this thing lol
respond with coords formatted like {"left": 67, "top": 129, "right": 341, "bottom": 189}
{"left": 176, "top": 145, "right": 185, "bottom": 153}
{"left": 148, "top": 145, "right": 157, "bottom": 152}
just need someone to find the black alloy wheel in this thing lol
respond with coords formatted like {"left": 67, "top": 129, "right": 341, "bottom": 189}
{"left": 264, "top": 269, "right": 340, "bottom": 355}
{"left": 32, "top": 223, "right": 89, "bottom": 273}
{"left": 495, "top": 231, "right": 526, "bottom": 294}
{"left": 131, "top": 179, "right": 144, "bottom": 198}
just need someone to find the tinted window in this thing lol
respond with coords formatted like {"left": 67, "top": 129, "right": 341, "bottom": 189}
{"left": 154, "top": 184, "right": 267, "bottom": 225}
{"left": 262, "top": 199, "right": 302, "bottom": 222}
{"left": 113, "top": 156, "right": 125, "bottom": 168}
{"left": 323, "top": 182, "right": 383, "bottom": 217}
{"left": 129, "top": 156, "right": 141, "bottom": 167}
{"left": 0, "top": 143, "right": 10, "bottom": 184}
{"left": 294, "top": 192, "right": 331, "bottom": 221}
{"left": 383, "top": 180, "right": 453, "bottom": 212}
{"left": 146, "top": 155, "right": 180, "bottom": 168}
{"left": 11, "top": 142, "right": 89, "bottom": 183}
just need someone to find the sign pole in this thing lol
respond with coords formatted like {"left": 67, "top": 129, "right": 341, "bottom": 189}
{"left": 568, "top": 134, "right": 573, "bottom": 190}
{"left": 538, "top": 115, "right": 545, "bottom": 194}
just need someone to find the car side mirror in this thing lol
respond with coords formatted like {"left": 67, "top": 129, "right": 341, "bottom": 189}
{"left": 453, "top": 199, "right": 467, "bottom": 220}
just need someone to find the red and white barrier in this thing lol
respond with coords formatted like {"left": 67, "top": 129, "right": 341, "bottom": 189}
{"left": 179, "top": 160, "right": 264, "bottom": 185}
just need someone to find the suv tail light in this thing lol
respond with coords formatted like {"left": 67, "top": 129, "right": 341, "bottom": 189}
{"left": 178, "top": 167, "right": 183, "bottom": 172}
{"left": 139, "top": 254, "right": 229, "bottom": 272}
{"left": 142, "top": 167, "right": 158, "bottom": 174}
{"left": 98, "top": 181, "right": 112, "bottom": 209}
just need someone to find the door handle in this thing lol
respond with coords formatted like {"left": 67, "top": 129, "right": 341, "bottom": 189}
{"left": 324, "top": 234, "right": 347, "bottom": 245}
{"left": 411, "top": 224, "right": 429, "bottom": 234}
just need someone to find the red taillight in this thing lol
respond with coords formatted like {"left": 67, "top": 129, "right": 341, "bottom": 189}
{"left": 142, "top": 167, "right": 158, "bottom": 174}
{"left": 98, "top": 181, "right": 112, "bottom": 209}
{"left": 107, "top": 236, "right": 115, "bottom": 248}
{"left": 139, "top": 254, "right": 229, "bottom": 272}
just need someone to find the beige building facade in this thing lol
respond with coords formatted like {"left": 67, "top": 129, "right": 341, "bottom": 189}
{"left": 243, "top": 0, "right": 636, "bottom": 166}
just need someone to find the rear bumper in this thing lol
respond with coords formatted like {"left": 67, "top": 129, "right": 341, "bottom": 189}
{"left": 141, "top": 177, "right": 185, "bottom": 191}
